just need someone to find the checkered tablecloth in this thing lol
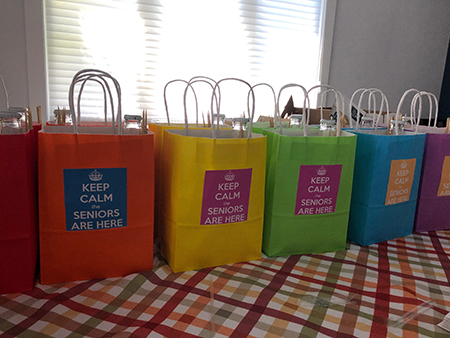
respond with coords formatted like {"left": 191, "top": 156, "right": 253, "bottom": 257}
{"left": 1, "top": 231, "right": 450, "bottom": 338}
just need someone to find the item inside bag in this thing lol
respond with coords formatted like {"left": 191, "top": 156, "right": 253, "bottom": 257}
{"left": 0, "top": 106, "right": 38, "bottom": 135}
{"left": 281, "top": 95, "right": 332, "bottom": 124}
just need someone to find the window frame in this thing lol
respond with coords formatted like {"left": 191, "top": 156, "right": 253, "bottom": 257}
{"left": 24, "top": 0, "right": 337, "bottom": 122}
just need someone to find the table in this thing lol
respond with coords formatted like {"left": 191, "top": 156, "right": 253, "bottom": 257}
{"left": 1, "top": 231, "right": 450, "bottom": 337}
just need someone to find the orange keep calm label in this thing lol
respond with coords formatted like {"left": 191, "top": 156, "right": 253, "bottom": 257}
{"left": 437, "top": 156, "right": 450, "bottom": 196}
{"left": 385, "top": 159, "right": 416, "bottom": 206}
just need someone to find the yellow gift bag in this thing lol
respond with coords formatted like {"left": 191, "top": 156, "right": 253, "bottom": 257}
{"left": 161, "top": 78, "right": 267, "bottom": 272}
{"left": 150, "top": 78, "right": 227, "bottom": 238}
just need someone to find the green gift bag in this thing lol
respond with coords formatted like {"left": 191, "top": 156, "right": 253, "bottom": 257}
{"left": 262, "top": 84, "right": 357, "bottom": 256}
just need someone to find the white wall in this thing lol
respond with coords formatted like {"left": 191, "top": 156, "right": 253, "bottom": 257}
{"left": 328, "top": 0, "right": 450, "bottom": 115}
{"left": 1, "top": 0, "right": 450, "bottom": 118}
{"left": 0, "top": 0, "right": 46, "bottom": 119}
{"left": 0, "top": 0, "right": 29, "bottom": 109}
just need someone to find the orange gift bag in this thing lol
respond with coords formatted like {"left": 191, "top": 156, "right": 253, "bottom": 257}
{"left": 39, "top": 69, "right": 154, "bottom": 284}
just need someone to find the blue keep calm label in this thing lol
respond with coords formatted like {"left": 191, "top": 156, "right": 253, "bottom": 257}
{"left": 63, "top": 168, "right": 127, "bottom": 231}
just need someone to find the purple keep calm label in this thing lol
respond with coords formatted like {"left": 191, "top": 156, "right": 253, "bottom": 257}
{"left": 295, "top": 165, "right": 342, "bottom": 215}
{"left": 200, "top": 168, "right": 252, "bottom": 225}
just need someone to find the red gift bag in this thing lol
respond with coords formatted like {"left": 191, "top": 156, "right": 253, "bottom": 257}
{"left": 0, "top": 125, "right": 39, "bottom": 294}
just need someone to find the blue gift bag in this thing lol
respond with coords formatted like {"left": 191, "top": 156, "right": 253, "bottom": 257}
{"left": 347, "top": 89, "right": 426, "bottom": 246}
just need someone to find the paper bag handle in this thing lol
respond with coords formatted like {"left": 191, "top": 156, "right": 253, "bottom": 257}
{"left": 394, "top": 88, "right": 422, "bottom": 135}
{"left": 307, "top": 85, "right": 343, "bottom": 137}
{"left": 69, "top": 69, "right": 120, "bottom": 131}
{"left": 189, "top": 76, "right": 221, "bottom": 127}
{"left": 77, "top": 75, "right": 113, "bottom": 126}
{"left": 247, "top": 83, "right": 276, "bottom": 125}
{"left": 184, "top": 78, "right": 220, "bottom": 129}
{"left": 211, "top": 78, "right": 256, "bottom": 139}
{"left": 320, "top": 89, "right": 343, "bottom": 126}
{"left": 0, "top": 75, "right": 9, "bottom": 110}
{"left": 163, "top": 79, "right": 198, "bottom": 127}
{"left": 411, "top": 91, "right": 438, "bottom": 128}
{"left": 349, "top": 88, "right": 367, "bottom": 128}
{"left": 361, "top": 91, "right": 376, "bottom": 125}
{"left": 276, "top": 84, "right": 309, "bottom": 136}
{"left": 69, "top": 69, "right": 122, "bottom": 134}
{"left": 354, "top": 88, "right": 389, "bottom": 130}
{"left": 368, "top": 90, "right": 389, "bottom": 129}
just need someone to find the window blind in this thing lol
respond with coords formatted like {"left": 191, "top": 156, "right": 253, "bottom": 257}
{"left": 45, "top": 0, "right": 325, "bottom": 122}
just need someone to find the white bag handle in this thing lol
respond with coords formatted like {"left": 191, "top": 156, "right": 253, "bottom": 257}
{"left": 312, "top": 86, "right": 344, "bottom": 121}
{"left": 366, "top": 91, "right": 377, "bottom": 123}
{"left": 189, "top": 76, "right": 221, "bottom": 127}
{"left": 349, "top": 88, "right": 367, "bottom": 128}
{"left": 276, "top": 84, "right": 309, "bottom": 136}
{"left": 429, "top": 93, "right": 439, "bottom": 127}
{"left": 307, "top": 85, "right": 343, "bottom": 136}
{"left": 316, "top": 87, "right": 345, "bottom": 127}
{"left": 184, "top": 77, "right": 221, "bottom": 129}
{"left": 211, "top": 78, "right": 256, "bottom": 139}
{"left": 189, "top": 76, "right": 220, "bottom": 107}
{"left": 69, "top": 69, "right": 122, "bottom": 134}
{"left": 350, "top": 88, "right": 387, "bottom": 129}
{"left": 0, "top": 75, "right": 9, "bottom": 110}
{"left": 394, "top": 88, "right": 422, "bottom": 135}
{"left": 368, "top": 90, "right": 389, "bottom": 129}
{"left": 77, "top": 74, "right": 113, "bottom": 126}
{"left": 411, "top": 91, "right": 438, "bottom": 128}
{"left": 355, "top": 88, "right": 389, "bottom": 130}
{"left": 70, "top": 69, "right": 120, "bottom": 129}
{"left": 320, "top": 89, "right": 344, "bottom": 126}
{"left": 163, "top": 79, "right": 198, "bottom": 127}
{"left": 373, "top": 90, "right": 389, "bottom": 129}
{"left": 247, "top": 83, "right": 276, "bottom": 124}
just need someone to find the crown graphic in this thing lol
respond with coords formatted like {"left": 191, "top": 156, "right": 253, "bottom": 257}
{"left": 224, "top": 171, "right": 235, "bottom": 181}
{"left": 317, "top": 166, "right": 327, "bottom": 176}
{"left": 89, "top": 169, "right": 103, "bottom": 181}
{"left": 401, "top": 161, "right": 408, "bottom": 169}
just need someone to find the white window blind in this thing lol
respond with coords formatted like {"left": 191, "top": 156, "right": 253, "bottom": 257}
{"left": 45, "top": 0, "right": 325, "bottom": 122}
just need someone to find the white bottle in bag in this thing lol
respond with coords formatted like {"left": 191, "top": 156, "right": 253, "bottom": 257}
{"left": 0, "top": 111, "right": 22, "bottom": 134}
{"left": 289, "top": 114, "right": 303, "bottom": 128}
{"left": 123, "top": 114, "right": 143, "bottom": 134}
{"left": 390, "top": 119, "right": 405, "bottom": 134}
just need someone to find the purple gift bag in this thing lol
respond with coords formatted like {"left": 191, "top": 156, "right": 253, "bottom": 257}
{"left": 413, "top": 92, "right": 450, "bottom": 232}
{"left": 415, "top": 131, "right": 450, "bottom": 231}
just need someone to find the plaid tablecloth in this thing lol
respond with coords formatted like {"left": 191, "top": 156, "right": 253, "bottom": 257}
{"left": 1, "top": 231, "right": 450, "bottom": 338}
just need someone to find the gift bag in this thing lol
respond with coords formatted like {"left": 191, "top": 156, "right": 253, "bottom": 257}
{"left": 0, "top": 76, "right": 41, "bottom": 294}
{"left": 39, "top": 69, "right": 154, "bottom": 284}
{"left": 262, "top": 84, "right": 357, "bottom": 257}
{"left": 161, "top": 78, "right": 266, "bottom": 273}
{"left": 347, "top": 89, "right": 426, "bottom": 246}
{"left": 412, "top": 92, "right": 450, "bottom": 231}
{"left": 0, "top": 127, "right": 39, "bottom": 295}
